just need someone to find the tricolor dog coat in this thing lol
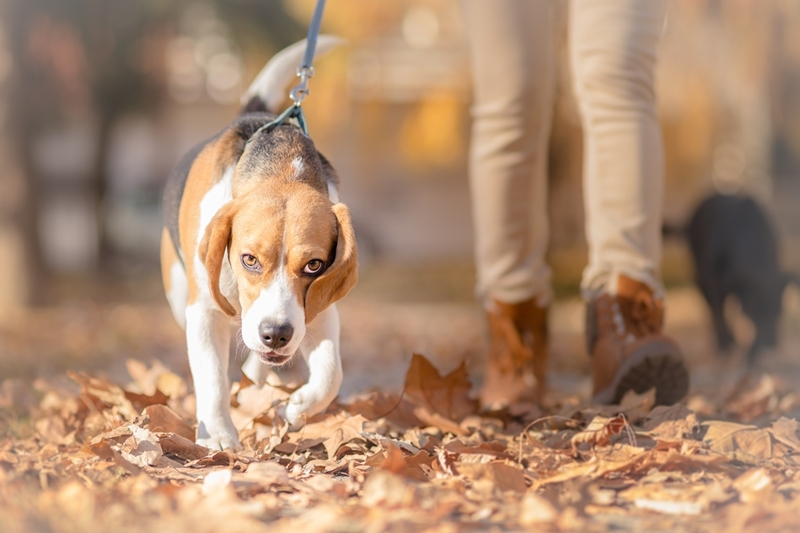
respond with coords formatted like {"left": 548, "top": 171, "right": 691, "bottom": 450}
{"left": 160, "top": 38, "right": 357, "bottom": 450}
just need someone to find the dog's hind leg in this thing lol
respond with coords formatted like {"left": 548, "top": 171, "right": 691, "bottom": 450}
{"left": 702, "top": 277, "right": 735, "bottom": 353}
{"left": 160, "top": 228, "right": 188, "bottom": 330}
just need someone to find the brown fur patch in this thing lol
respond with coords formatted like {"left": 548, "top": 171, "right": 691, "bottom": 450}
{"left": 172, "top": 116, "right": 356, "bottom": 319}
{"left": 201, "top": 179, "right": 347, "bottom": 319}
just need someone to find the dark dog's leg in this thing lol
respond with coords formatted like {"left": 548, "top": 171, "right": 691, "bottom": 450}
{"left": 699, "top": 274, "right": 734, "bottom": 353}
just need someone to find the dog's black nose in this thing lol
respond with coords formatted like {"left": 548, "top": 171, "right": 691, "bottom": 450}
{"left": 259, "top": 321, "right": 293, "bottom": 350}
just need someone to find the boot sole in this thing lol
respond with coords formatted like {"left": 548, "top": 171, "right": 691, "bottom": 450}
{"left": 593, "top": 340, "right": 689, "bottom": 406}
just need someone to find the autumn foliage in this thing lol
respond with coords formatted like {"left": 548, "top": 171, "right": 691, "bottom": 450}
{"left": 1, "top": 353, "right": 800, "bottom": 532}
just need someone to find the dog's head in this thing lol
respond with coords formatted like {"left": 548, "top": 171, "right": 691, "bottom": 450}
{"left": 199, "top": 177, "right": 357, "bottom": 366}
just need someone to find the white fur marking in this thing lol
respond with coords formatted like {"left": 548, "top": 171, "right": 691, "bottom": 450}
{"left": 194, "top": 166, "right": 239, "bottom": 311}
{"left": 291, "top": 156, "right": 305, "bottom": 179}
{"left": 241, "top": 268, "right": 306, "bottom": 355}
{"left": 284, "top": 304, "right": 343, "bottom": 424}
{"left": 185, "top": 302, "right": 240, "bottom": 449}
{"left": 166, "top": 261, "right": 189, "bottom": 330}
{"left": 327, "top": 181, "right": 340, "bottom": 204}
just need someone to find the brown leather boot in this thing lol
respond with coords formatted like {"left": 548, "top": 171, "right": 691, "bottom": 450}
{"left": 586, "top": 275, "right": 689, "bottom": 406}
{"left": 480, "top": 298, "right": 548, "bottom": 409}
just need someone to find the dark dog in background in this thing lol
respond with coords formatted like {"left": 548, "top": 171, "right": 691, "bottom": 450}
{"left": 687, "top": 193, "right": 796, "bottom": 362}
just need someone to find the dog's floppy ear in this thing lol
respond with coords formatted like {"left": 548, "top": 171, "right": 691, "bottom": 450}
{"left": 198, "top": 201, "right": 239, "bottom": 317}
{"left": 304, "top": 203, "right": 358, "bottom": 323}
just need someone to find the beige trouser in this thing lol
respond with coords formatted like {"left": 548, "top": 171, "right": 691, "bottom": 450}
{"left": 462, "top": 0, "right": 668, "bottom": 305}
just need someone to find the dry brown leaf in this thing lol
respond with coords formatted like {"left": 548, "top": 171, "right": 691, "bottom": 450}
{"left": 125, "top": 359, "right": 187, "bottom": 399}
{"left": 143, "top": 404, "right": 194, "bottom": 441}
{"left": 702, "top": 421, "right": 778, "bottom": 463}
{"left": 458, "top": 461, "right": 527, "bottom": 493}
{"left": 618, "top": 388, "right": 656, "bottom": 423}
{"left": 379, "top": 441, "right": 430, "bottom": 481}
{"left": 293, "top": 412, "right": 367, "bottom": 459}
{"left": 119, "top": 425, "right": 163, "bottom": 467}
{"left": 403, "top": 354, "right": 477, "bottom": 423}
{"left": 341, "top": 392, "right": 424, "bottom": 429}
{"left": 7, "top": 345, "right": 800, "bottom": 532}
{"left": 158, "top": 433, "right": 209, "bottom": 461}
{"left": 83, "top": 437, "right": 141, "bottom": 475}
{"left": 411, "top": 406, "right": 467, "bottom": 436}
{"left": 769, "top": 417, "right": 800, "bottom": 452}
{"left": 571, "top": 415, "right": 627, "bottom": 452}
{"left": 642, "top": 403, "right": 699, "bottom": 440}
{"left": 241, "top": 461, "right": 290, "bottom": 486}
{"left": 231, "top": 383, "right": 290, "bottom": 430}
{"left": 67, "top": 372, "right": 138, "bottom": 420}
{"left": 123, "top": 389, "right": 170, "bottom": 410}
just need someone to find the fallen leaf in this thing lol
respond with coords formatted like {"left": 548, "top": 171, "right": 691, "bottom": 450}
{"left": 241, "top": 461, "right": 290, "bottom": 486}
{"left": 143, "top": 404, "right": 195, "bottom": 441}
{"left": 458, "top": 461, "right": 527, "bottom": 493}
{"left": 379, "top": 441, "right": 430, "bottom": 481}
{"left": 231, "top": 383, "right": 290, "bottom": 430}
{"left": 702, "top": 421, "right": 778, "bottom": 463}
{"left": 341, "top": 392, "right": 424, "bottom": 429}
{"left": 403, "top": 354, "right": 477, "bottom": 423}
{"left": 769, "top": 417, "right": 800, "bottom": 452}
{"left": 158, "top": 433, "right": 209, "bottom": 461}
{"left": 571, "top": 416, "right": 627, "bottom": 452}
{"left": 618, "top": 388, "right": 656, "bottom": 423}
{"left": 292, "top": 412, "right": 367, "bottom": 459}
{"left": 119, "top": 425, "right": 163, "bottom": 467}
{"left": 642, "top": 403, "right": 699, "bottom": 440}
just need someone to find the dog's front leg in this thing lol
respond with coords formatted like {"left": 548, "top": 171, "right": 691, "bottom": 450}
{"left": 185, "top": 303, "right": 240, "bottom": 449}
{"left": 285, "top": 304, "right": 343, "bottom": 424}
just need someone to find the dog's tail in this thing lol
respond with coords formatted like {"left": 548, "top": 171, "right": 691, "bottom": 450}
{"left": 240, "top": 35, "right": 345, "bottom": 115}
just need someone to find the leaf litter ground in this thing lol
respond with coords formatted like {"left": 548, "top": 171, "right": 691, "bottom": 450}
{"left": 3, "top": 349, "right": 800, "bottom": 533}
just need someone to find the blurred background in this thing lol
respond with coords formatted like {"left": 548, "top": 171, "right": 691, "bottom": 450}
{"left": 2, "top": 0, "right": 800, "bottom": 402}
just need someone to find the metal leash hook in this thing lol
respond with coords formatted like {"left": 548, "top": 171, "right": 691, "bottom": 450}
{"left": 289, "top": 65, "right": 315, "bottom": 106}
{"left": 246, "top": 0, "right": 325, "bottom": 141}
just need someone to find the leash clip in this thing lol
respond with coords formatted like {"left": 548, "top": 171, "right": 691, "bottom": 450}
{"left": 290, "top": 66, "right": 315, "bottom": 106}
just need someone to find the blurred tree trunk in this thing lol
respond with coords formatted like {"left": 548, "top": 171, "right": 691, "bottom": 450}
{"left": 89, "top": 112, "right": 114, "bottom": 265}
{"left": 0, "top": 3, "right": 44, "bottom": 317}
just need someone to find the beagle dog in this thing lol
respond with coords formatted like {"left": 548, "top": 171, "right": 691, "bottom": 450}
{"left": 160, "top": 37, "right": 357, "bottom": 450}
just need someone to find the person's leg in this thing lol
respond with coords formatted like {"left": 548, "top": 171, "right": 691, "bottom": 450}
{"left": 461, "top": 0, "right": 556, "bottom": 407}
{"left": 571, "top": 0, "right": 666, "bottom": 295}
{"left": 570, "top": 0, "right": 688, "bottom": 405}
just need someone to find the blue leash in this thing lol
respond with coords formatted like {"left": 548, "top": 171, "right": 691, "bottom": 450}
{"left": 251, "top": 0, "right": 326, "bottom": 138}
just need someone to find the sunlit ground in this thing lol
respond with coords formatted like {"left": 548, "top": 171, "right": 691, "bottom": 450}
{"left": 3, "top": 260, "right": 800, "bottom": 426}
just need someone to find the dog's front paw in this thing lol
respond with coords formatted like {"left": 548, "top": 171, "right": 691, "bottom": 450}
{"left": 284, "top": 386, "right": 338, "bottom": 426}
{"left": 283, "top": 396, "right": 310, "bottom": 426}
{"left": 196, "top": 421, "right": 241, "bottom": 451}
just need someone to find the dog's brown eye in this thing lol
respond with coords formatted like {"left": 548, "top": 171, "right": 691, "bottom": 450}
{"left": 241, "top": 254, "right": 260, "bottom": 270}
{"left": 303, "top": 259, "right": 324, "bottom": 275}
